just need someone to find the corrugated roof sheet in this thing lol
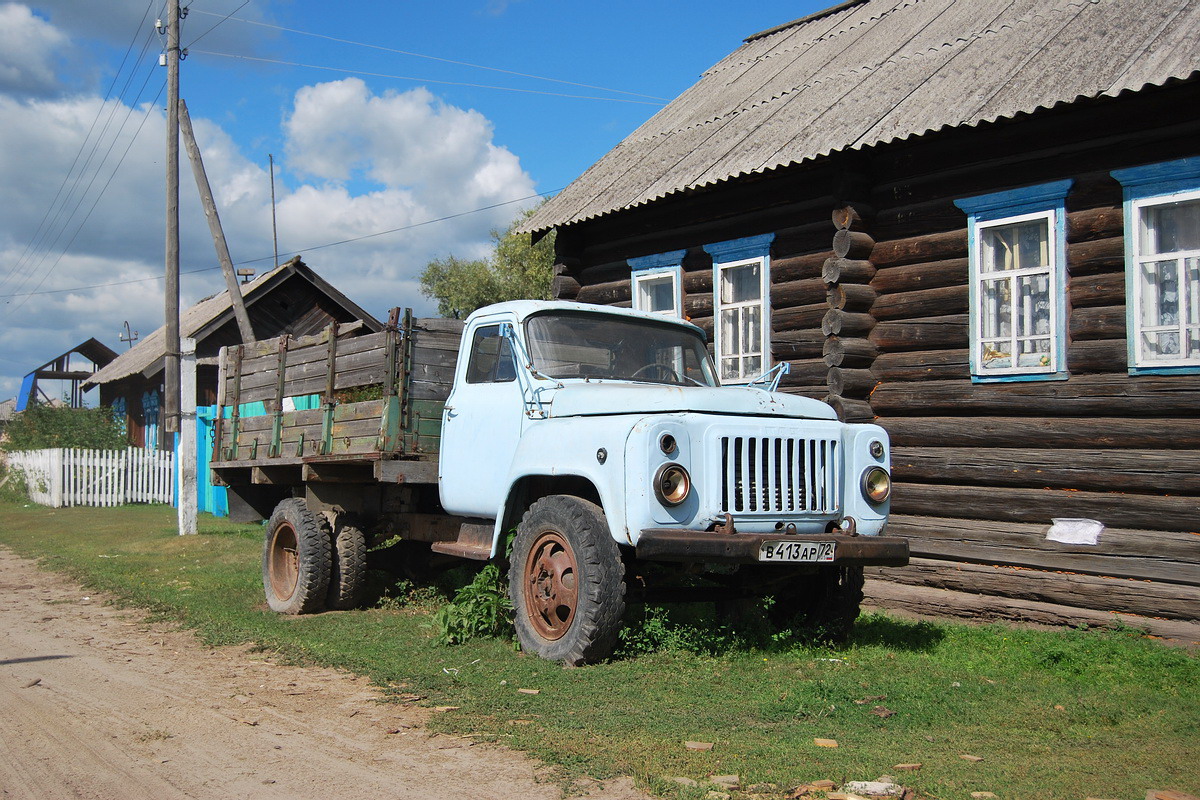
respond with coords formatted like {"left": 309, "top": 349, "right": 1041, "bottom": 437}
{"left": 522, "top": 0, "right": 1200, "bottom": 234}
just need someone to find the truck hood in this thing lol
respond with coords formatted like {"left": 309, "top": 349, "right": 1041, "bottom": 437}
{"left": 546, "top": 382, "right": 838, "bottom": 420}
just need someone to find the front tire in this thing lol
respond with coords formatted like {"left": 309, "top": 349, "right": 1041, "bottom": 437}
{"left": 263, "top": 498, "right": 331, "bottom": 614}
{"left": 509, "top": 496, "right": 625, "bottom": 666}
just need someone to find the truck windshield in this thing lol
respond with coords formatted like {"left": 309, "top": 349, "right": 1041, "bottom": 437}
{"left": 525, "top": 312, "right": 718, "bottom": 387}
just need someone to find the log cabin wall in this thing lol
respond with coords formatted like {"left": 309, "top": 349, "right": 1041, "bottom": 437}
{"left": 861, "top": 83, "right": 1200, "bottom": 634}
{"left": 553, "top": 81, "right": 1200, "bottom": 637}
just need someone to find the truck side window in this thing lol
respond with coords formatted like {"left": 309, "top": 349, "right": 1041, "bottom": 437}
{"left": 466, "top": 325, "right": 517, "bottom": 383}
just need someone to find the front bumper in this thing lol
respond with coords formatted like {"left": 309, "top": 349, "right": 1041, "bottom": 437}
{"left": 636, "top": 529, "right": 909, "bottom": 566}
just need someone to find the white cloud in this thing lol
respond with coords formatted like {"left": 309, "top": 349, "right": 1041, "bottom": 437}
{"left": 0, "top": 14, "right": 538, "bottom": 403}
{"left": 0, "top": 3, "right": 66, "bottom": 96}
{"left": 283, "top": 79, "right": 531, "bottom": 211}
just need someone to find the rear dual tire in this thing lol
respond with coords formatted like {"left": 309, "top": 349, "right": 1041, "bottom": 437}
{"left": 263, "top": 498, "right": 331, "bottom": 614}
{"left": 263, "top": 499, "right": 365, "bottom": 614}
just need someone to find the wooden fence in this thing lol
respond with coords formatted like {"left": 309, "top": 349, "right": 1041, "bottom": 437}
{"left": 6, "top": 447, "right": 175, "bottom": 508}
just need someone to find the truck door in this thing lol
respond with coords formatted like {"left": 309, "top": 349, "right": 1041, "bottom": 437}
{"left": 438, "top": 320, "right": 525, "bottom": 518}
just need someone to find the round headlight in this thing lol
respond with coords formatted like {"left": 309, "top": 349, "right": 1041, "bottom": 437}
{"left": 861, "top": 466, "right": 891, "bottom": 503}
{"left": 654, "top": 463, "right": 691, "bottom": 506}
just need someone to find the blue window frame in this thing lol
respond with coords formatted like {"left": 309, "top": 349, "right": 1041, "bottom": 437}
{"left": 629, "top": 249, "right": 686, "bottom": 317}
{"left": 1112, "top": 157, "right": 1200, "bottom": 375}
{"left": 955, "top": 181, "right": 1072, "bottom": 383}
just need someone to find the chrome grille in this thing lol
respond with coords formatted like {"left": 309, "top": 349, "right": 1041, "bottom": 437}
{"left": 719, "top": 435, "right": 839, "bottom": 515}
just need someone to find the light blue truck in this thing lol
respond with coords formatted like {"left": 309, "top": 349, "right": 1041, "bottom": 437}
{"left": 212, "top": 300, "right": 907, "bottom": 665}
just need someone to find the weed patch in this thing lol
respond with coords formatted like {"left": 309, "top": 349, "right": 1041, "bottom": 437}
{"left": 433, "top": 563, "right": 513, "bottom": 645}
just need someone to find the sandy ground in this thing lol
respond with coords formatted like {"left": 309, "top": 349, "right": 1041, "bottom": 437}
{"left": 0, "top": 546, "right": 647, "bottom": 800}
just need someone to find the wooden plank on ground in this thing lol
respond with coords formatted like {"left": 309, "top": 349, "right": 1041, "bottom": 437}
{"left": 862, "top": 579, "right": 1200, "bottom": 643}
{"left": 865, "top": 557, "right": 1200, "bottom": 620}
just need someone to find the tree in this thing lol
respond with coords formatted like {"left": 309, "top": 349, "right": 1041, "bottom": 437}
{"left": 1, "top": 404, "right": 126, "bottom": 451}
{"left": 419, "top": 204, "right": 556, "bottom": 319}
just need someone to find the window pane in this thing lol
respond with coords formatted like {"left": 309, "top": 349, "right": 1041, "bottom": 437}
{"left": 1142, "top": 199, "right": 1200, "bottom": 255}
{"left": 720, "top": 308, "right": 741, "bottom": 358}
{"left": 979, "top": 339, "right": 1011, "bottom": 369}
{"left": 982, "top": 220, "right": 1048, "bottom": 272}
{"left": 741, "top": 305, "right": 761, "bottom": 357}
{"left": 1016, "top": 274, "right": 1052, "bottom": 337}
{"left": 1188, "top": 257, "right": 1200, "bottom": 327}
{"left": 1016, "top": 221, "right": 1049, "bottom": 269}
{"left": 1142, "top": 330, "right": 1181, "bottom": 359}
{"left": 638, "top": 275, "right": 675, "bottom": 313}
{"left": 721, "top": 262, "right": 760, "bottom": 303}
{"left": 525, "top": 312, "right": 717, "bottom": 385}
{"left": 980, "top": 277, "right": 1012, "bottom": 338}
{"left": 1140, "top": 259, "right": 1180, "bottom": 328}
{"left": 466, "top": 325, "right": 515, "bottom": 383}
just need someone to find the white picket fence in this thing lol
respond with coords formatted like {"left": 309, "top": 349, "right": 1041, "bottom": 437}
{"left": 6, "top": 447, "right": 175, "bottom": 508}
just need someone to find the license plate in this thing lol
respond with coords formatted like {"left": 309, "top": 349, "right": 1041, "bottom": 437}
{"left": 758, "top": 540, "right": 836, "bottom": 563}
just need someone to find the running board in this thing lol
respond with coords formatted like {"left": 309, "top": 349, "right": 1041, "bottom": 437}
{"left": 430, "top": 521, "right": 493, "bottom": 560}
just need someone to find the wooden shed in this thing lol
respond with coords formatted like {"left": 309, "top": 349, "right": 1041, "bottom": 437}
{"left": 84, "top": 258, "right": 381, "bottom": 448}
{"left": 520, "top": 0, "right": 1200, "bottom": 639}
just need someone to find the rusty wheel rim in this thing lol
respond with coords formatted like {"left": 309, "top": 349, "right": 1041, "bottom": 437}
{"left": 268, "top": 521, "right": 299, "bottom": 601}
{"left": 523, "top": 530, "right": 578, "bottom": 641}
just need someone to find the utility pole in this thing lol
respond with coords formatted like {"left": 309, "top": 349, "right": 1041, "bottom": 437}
{"left": 269, "top": 154, "right": 279, "bottom": 268}
{"left": 179, "top": 98, "right": 255, "bottom": 343}
{"left": 163, "top": 0, "right": 181, "bottom": 443}
{"left": 178, "top": 337, "right": 198, "bottom": 535}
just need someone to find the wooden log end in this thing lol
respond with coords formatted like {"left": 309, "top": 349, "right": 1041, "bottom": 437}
{"left": 833, "top": 229, "right": 876, "bottom": 259}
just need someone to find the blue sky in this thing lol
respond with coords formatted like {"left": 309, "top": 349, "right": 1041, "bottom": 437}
{"left": 0, "top": 0, "right": 828, "bottom": 403}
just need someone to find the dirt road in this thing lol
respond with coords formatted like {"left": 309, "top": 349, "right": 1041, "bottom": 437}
{"left": 0, "top": 547, "right": 646, "bottom": 800}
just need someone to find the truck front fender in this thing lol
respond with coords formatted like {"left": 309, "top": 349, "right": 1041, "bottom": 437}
{"left": 487, "top": 416, "right": 637, "bottom": 557}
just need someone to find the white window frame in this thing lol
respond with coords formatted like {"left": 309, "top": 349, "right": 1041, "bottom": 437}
{"left": 712, "top": 255, "right": 769, "bottom": 383}
{"left": 1108, "top": 155, "right": 1200, "bottom": 376}
{"left": 955, "top": 181, "right": 1071, "bottom": 383}
{"left": 702, "top": 234, "right": 775, "bottom": 385}
{"left": 971, "top": 209, "right": 1062, "bottom": 378}
{"left": 631, "top": 266, "right": 683, "bottom": 317}
{"left": 1127, "top": 187, "right": 1200, "bottom": 371}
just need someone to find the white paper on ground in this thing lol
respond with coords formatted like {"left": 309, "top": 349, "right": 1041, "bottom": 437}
{"left": 1046, "top": 518, "right": 1104, "bottom": 545}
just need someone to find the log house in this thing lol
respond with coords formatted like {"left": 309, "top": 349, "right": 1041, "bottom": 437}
{"left": 84, "top": 258, "right": 381, "bottom": 448}
{"left": 521, "top": 0, "right": 1200, "bottom": 639}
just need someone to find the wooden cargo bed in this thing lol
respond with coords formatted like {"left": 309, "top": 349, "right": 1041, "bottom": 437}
{"left": 210, "top": 309, "right": 462, "bottom": 481}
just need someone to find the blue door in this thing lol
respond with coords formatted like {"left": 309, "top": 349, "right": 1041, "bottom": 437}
{"left": 196, "top": 405, "right": 228, "bottom": 516}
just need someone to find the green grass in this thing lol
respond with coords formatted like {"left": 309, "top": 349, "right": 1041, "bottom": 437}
{"left": 1, "top": 502, "right": 1197, "bottom": 800}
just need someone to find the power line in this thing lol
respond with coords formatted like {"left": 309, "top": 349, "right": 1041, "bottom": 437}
{"left": 0, "top": 1, "right": 157, "bottom": 295}
{"left": 184, "top": 0, "right": 252, "bottom": 48}
{"left": 191, "top": 50, "right": 665, "bottom": 105}
{"left": 1, "top": 81, "right": 167, "bottom": 317}
{"left": 3, "top": 57, "right": 163, "bottom": 313}
{"left": 0, "top": 189, "right": 559, "bottom": 301}
{"left": 3, "top": 27, "right": 162, "bottom": 303}
{"left": 188, "top": 8, "right": 667, "bottom": 101}
{"left": 240, "top": 189, "right": 562, "bottom": 262}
